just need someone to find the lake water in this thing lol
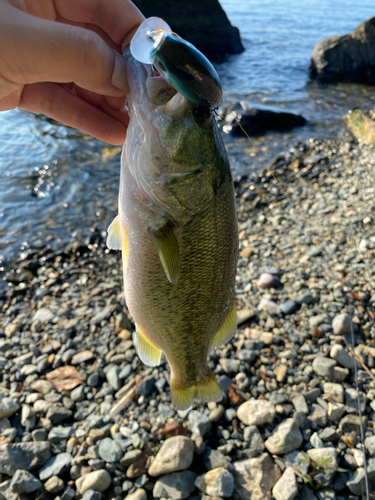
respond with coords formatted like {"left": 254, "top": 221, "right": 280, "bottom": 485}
{"left": 1, "top": 0, "right": 375, "bottom": 266}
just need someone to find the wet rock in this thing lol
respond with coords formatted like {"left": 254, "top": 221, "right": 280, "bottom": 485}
{"left": 10, "top": 469, "right": 42, "bottom": 494}
{"left": 230, "top": 107, "right": 306, "bottom": 136}
{"left": 153, "top": 470, "right": 197, "bottom": 499}
{"left": 232, "top": 452, "right": 281, "bottom": 500}
{"left": 39, "top": 452, "right": 73, "bottom": 480}
{"left": 265, "top": 419, "right": 303, "bottom": 455}
{"left": 76, "top": 469, "right": 112, "bottom": 495}
{"left": 148, "top": 436, "right": 194, "bottom": 476}
{"left": 188, "top": 410, "right": 212, "bottom": 436}
{"left": 195, "top": 467, "right": 234, "bottom": 497}
{"left": 237, "top": 399, "right": 276, "bottom": 426}
{"left": 0, "top": 441, "right": 52, "bottom": 475}
{"left": 272, "top": 466, "right": 298, "bottom": 500}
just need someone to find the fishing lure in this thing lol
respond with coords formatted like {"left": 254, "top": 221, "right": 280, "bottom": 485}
{"left": 130, "top": 17, "right": 222, "bottom": 109}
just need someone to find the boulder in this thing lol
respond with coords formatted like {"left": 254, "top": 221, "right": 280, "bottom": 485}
{"left": 132, "top": 0, "right": 244, "bottom": 61}
{"left": 310, "top": 17, "right": 375, "bottom": 83}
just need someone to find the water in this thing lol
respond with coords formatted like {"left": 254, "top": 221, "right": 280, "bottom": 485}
{"left": 1, "top": 0, "right": 375, "bottom": 265}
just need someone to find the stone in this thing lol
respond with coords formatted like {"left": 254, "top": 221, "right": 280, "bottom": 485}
{"left": 32, "top": 307, "right": 54, "bottom": 322}
{"left": 203, "top": 447, "right": 233, "bottom": 471}
{"left": 272, "top": 467, "right": 298, "bottom": 500}
{"left": 265, "top": 419, "right": 303, "bottom": 455}
{"left": 312, "top": 357, "right": 336, "bottom": 378}
{"left": 339, "top": 414, "right": 367, "bottom": 433}
{"left": 307, "top": 448, "right": 338, "bottom": 469}
{"left": 48, "top": 425, "right": 74, "bottom": 443}
{"left": 39, "top": 452, "right": 73, "bottom": 480}
{"left": 365, "top": 435, "right": 375, "bottom": 457}
{"left": 136, "top": 375, "right": 155, "bottom": 396}
{"left": 0, "top": 442, "right": 52, "bottom": 475}
{"left": 256, "top": 273, "right": 281, "bottom": 289}
{"left": 10, "top": 470, "right": 42, "bottom": 494}
{"left": 310, "top": 432, "right": 324, "bottom": 449}
{"left": 323, "top": 382, "right": 344, "bottom": 403}
{"left": 284, "top": 450, "right": 309, "bottom": 475}
{"left": 237, "top": 400, "right": 276, "bottom": 426}
{"left": 280, "top": 300, "right": 298, "bottom": 315}
{"left": 30, "top": 379, "right": 53, "bottom": 395}
{"left": 332, "top": 314, "right": 352, "bottom": 335}
{"left": 333, "top": 366, "right": 349, "bottom": 382}
{"left": 98, "top": 437, "right": 123, "bottom": 462}
{"left": 125, "top": 489, "right": 147, "bottom": 500}
{"left": 309, "top": 315, "right": 329, "bottom": 330}
{"left": 308, "top": 404, "right": 328, "bottom": 428}
{"left": 188, "top": 410, "right": 211, "bottom": 436}
{"left": 274, "top": 365, "right": 287, "bottom": 383}
{"left": 83, "top": 490, "right": 104, "bottom": 500}
{"left": 153, "top": 470, "right": 197, "bottom": 499}
{"left": 70, "top": 385, "right": 85, "bottom": 402}
{"left": 327, "top": 401, "right": 345, "bottom": 422}
{"left": 346, "top": 461, "right": 375, "bottom": 495}
{"left": 345, "top": 388, "right": 366, "bottom": 414}
{"left": 61, "top": 486, "right": 76, "bottom": 500}
{"left": 76, "top": 469, "right": 112, "bottom": 495}
{"left": 194, "top": 467, "right": 234, "bottom": 497}
{"left": 231, "top": 108, "right": 306, "bottom": 136}
{"left": 46, "top": 405, "right": 73, "bottom": 424}
{"left": 148, "top": 436, "right": 194, "bottom": 476}
{"left": 330, "top": 344, "right": 354, "bottom": 369}
{"left": 243, "top": 425, "right": 265, "bottom": 457}
{"left": 44, "top": 475, "right": 65, "bottom": 493}
{"left": 310, "top": 17, "right": 375, "bottom": 84}
{"left": 292, "top": 395, "right": 308, "bottom": 414}
{"left": 232, "top": 452, "right": 281, "bottom": 500}
{"left": 0, "top": 398, "right": 20, "bottom": 419}
{"left": 106, "top": 365, "right": 120, "bottom": 390}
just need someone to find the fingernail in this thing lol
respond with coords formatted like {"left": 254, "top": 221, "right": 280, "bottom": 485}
{"left": 111, "top": 54, "right": 128, "bottom": 92}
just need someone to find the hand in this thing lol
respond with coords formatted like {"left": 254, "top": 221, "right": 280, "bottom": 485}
{"left": 0, "top": 0, "right": 144, "bottom": 144}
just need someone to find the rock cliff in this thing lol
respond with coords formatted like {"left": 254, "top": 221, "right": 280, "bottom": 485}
{"left": 132, "top": 0, "right": 244, "bottom": 61}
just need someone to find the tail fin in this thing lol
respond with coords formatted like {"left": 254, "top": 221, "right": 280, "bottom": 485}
{"left": 171, "top": 370, "right": 223, "bottom": 411}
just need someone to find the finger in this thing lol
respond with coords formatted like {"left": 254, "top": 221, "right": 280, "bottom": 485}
{"left": 1, "top": 2, "right": 129, "bottom": 96}
{"left": 20, "top": 83, "right": 128, "bottom": 145}
{"left": 53, "top": 0, "right": 144, "bottom": 47}
{"left": 72, "top": 85, "right": 127, "bottom": 112}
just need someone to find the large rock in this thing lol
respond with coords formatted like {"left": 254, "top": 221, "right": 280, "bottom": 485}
{"left": 232, "top": 453, "right": 281, "bottom": 500}
{"left": 0, "top": 442, "right": 51, "bottom": 475}
{"left": 148, "top": 436, "right": 194, "bottom": 476}
{"left": 228, "top": 107, "right": 306, "bottom": 136}
{"left": 272, "top": 466, "right": 298, "bottom": 500}
{"left": 310, "top": 17, "right": 375, "bottom": 83}
{"left": 10, "top": 470, "right": 42, "bottom": 494}
{"left": 132, "top": 0, "right": 244, "bottom": 61}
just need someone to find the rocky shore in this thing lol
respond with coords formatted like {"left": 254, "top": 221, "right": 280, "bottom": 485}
{"left": 1, "top": 132, "right": 375, "bottom": 500}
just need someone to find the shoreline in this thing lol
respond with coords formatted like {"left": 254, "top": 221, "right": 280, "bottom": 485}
{"left": 1, "top": 136, "right": 375, "bottom": 498}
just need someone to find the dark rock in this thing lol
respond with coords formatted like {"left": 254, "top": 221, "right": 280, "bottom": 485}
{"left": 229, "top": 107, "right": 306, "bottom": 136}
{"left": 39, "top": 452, "right": 73, "bottom": 480}
{"left": 132, "top": 0, "right": 244, "bottom": 61}
{"left": 310, "top": 17, "right": 375, "bottom": 83}
{"left": 10, "top": 470, "right": 42, "bottom": 494}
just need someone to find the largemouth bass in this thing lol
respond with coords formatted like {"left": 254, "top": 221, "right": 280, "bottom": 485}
{"left": 107, "top": 47, "right": 238, "bottom": 410}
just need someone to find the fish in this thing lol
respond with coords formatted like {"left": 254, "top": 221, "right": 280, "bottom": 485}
{"left": 107, "top": 47, "right": 238, "bottom": 410}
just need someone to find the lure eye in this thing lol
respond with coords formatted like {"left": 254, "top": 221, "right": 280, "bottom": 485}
{"left": 194, "top": 105, "right": 212, "bottom": 124}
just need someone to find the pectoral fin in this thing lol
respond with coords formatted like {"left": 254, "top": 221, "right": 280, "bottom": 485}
{"left": 106, "top": 215, "right": 122, "bottom": 250}
{"left": 150, "top": 227, "right": 180, "bottom": 284}
{"left": 209, "top": 302, "right": 237, "bottom": 352}
{"left": 135, "top": 325, "right": 163, "bottom": 367}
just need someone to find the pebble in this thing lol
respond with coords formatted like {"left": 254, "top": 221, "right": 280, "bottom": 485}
{"left": 330, "top": 344, "right": 354, "bottom": 369}
{"left": 312, "top": 357, "right": 337, "bottom": 378}
{"left": 237, "top": 399, "right": 276, "bottom": 425}
{"left": 332, "top": 313, "right": 352, "bottom": 335}
{"left": 125, "top": 489, "right": 147, "bottom": 500}
{"left": 0, "top": 442, "right": 52, "bottom": 475}
{"left": 0, "top": 398, "right": 20, "bottom": 419}
{"left": 98, "top": 437, "right": 123, "bottom": 462}
{"left": 256, "top": 273, "right": 281, "bottom": 289}
{"left": 307, "top": 447, "right": 338, "bottom": 469}
{"left": 272, "top": 466, "right": 298, "bottom": 500}
{"left": 194, "top": 467, "right": 234, "bottom": 497}
{"left": 39, "top": 452, "right": 73, "bottom": 480}
{"left": 264, "top": 419, "right": 303, "bottom": 454}
{"left": 44, "top": 475, "right": 65, "bottom": 493}
{"left": 76, "top": 469, "right": 112, "bottom": 495}
{"left": 148, "top": 436, "right": 194, "bottom": 476}
{"left": 10, "top": 469, "right": 42, "bottom": 494}
{"left": 188, "top": 410, "right": 212, "bottom": 436}
{"left": 323, "top": 382, "right": 344, "bottom": 403}
{"left": 153, "top": 470, "right": 197, "bottom": 499}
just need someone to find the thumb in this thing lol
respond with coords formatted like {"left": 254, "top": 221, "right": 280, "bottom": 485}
{"left": 1, "top": 2, "right": 130, "bottom": 97}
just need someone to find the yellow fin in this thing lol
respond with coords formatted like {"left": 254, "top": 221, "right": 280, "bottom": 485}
{"left": 209, "top": 302, "right": 237, "bottom": 352}
{"left": 150, "top": 227, "right": 180, "bottom": 284}
{"left": 171, "top": 370, "right": 223, "bottom": 411}
{"left": 135, "top": 325, "right": 162, "bottom": 367}
{"left": 106, "top": 215, "right": 122, "bottom": 250}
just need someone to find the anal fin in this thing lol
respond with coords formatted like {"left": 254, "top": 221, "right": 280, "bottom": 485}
{"left": 209, "top": 302, "right": 237, "bottom": 352}
{"left": 150, "top": 226, "right": 180, "bottom": 285}
{"left": 171, "top": 370, "right": 222, "bottom": 411}
{"left": 107, "top": 215, "right": 122, "bottom": 250}
{"left": 135, "top": 325, "right": 162, "bottom": 367}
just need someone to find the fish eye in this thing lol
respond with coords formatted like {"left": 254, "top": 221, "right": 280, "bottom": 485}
{"left": 194, "top": 105, "right": 212, "bottom": 124}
